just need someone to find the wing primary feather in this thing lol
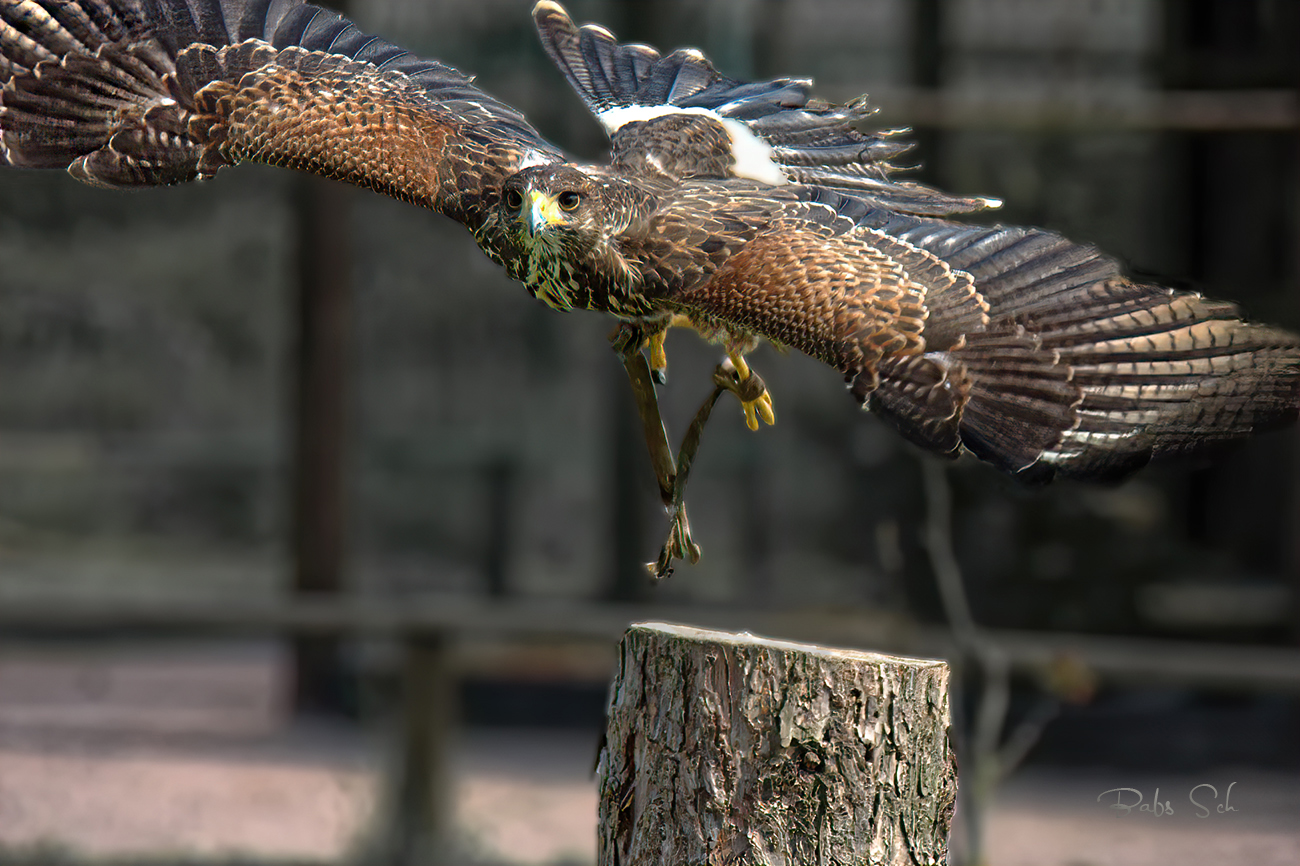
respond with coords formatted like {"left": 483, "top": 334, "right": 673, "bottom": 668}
{"left": 849, "top": 207, "right": 1300, "bottom": 481}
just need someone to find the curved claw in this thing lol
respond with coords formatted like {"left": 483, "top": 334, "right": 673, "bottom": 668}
{"left": 647, "top": 503, "right": 701, "bottom": 580}
{"left": 720, "top": 353, "right": 776, "bottom": 431}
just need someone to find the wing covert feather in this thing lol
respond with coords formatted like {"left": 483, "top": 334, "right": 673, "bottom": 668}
{"left": 665, "top": 201, "right": 988, "bottom": 392}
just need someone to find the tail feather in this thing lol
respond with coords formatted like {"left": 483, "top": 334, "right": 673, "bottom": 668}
{"left": 532, "top": 0, "right": 750, "bottom": 116}
{"left": 531, "top": 0, "right": 996, "bottom": 216}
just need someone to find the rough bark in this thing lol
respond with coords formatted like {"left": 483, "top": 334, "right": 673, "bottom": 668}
{"left": 598, "top": 622, "right": 956, "bottom": 866}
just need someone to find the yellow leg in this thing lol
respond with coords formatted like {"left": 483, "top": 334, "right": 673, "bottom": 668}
{"left": 726, "top": 351, "right": 776, "bottom": 431}
{"left": 642, "top": 315, "right": 694, "bottom": 384}
{"left": 647, "top": 329, "right": 668, "bottom": 382}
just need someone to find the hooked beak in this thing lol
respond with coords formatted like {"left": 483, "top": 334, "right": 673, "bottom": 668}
{"left": 525, "top": 190, "right": 563, "bottom": 235}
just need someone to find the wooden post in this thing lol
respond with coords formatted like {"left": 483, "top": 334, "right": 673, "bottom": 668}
{"left": 483, "top": 456, "right": 517, "bottom": 597}
{"left": 598, "top": 623, "right": 957, "bottom": 866}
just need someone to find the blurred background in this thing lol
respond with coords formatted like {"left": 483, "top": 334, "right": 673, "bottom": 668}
{"left": 0, "top": 0, "right": 1297, "bottom": 864}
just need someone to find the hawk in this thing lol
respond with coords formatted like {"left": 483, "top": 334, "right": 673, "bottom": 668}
{"left": 3, "top": 0, "right": 1299, "bottom": 576}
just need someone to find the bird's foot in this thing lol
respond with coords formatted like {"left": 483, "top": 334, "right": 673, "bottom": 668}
{"left": 609, "top": 321, "right": 645, "bottom": 358}
{"left": 609, "top": 318, "right": 688, "bottom": 384}
{"left": 647, "top": 502, "right": 701, "bottom": 580}
{"left": 641, "top": 314, "right": 695, "bottom": 384}
{"left": 722, "top": 352, "right": 776, "bottom": 431}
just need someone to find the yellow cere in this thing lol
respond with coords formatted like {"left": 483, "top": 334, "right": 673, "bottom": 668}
{"left": 527, "top": 189, "right": 565, "bottom": 232}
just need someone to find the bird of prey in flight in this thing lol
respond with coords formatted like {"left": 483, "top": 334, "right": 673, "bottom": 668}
{"left": 3, "top": 0, "right": 1298, "bottom": 576}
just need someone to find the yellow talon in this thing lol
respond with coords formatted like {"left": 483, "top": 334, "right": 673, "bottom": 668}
{"left": 728, "top": 351, "right": 752, "bottom": 381}
{"left": 643, "top": 316, "right": 694, "bottom": 383}
{"left": 727, "top": 350, "right": 776, "bottom": 430}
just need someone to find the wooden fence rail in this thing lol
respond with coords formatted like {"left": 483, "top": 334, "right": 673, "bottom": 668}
{"left": 3, "top": 595, "right": 1300, "bottom": 692}
{"left": 4, "top": 596, "right": 1300, "bottom": 865}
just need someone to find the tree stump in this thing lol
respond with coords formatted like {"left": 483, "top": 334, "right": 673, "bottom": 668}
{"left": 598, "top": 622, "right": 956, "bottom": 866}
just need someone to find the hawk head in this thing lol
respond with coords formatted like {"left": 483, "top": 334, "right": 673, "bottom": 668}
{"left": 489, "top": 164, "right": 655, "bottom": 313}
{"left": 499, "top": 165, "right": 609, "bottom": 255}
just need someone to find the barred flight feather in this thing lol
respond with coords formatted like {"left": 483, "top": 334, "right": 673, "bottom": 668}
{"left": 2, "top": 0, "right": 1297, "bottom": 491}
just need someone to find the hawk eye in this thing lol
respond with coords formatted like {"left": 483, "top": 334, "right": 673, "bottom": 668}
{"left": 557, "top": 191, "right": 581, "bottom": 211}
{"left": 504, "top": 188, "right": 523, "bottom": 210}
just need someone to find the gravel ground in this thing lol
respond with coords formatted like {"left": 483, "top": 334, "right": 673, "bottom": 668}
{"left": 978, "top": 767, "right": 1300, "bottom": 866}
{"left": 1, "top": 643, "right": 1296, "bottom": 865}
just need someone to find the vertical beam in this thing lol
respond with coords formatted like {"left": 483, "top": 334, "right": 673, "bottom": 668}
{"left": 385, "top": 633, "right": 456, "bottom": 866}
{"left": 290, "top": 175, "right": 353, "bottom": 715}
{"left": 910, "top": 0, "right": 945, "bottom": 188}
{"left": 1290, "top": 54, "right": 1300, "bottom": 646}
{"left": 483, "top": 456, "right": 516, "bottom": 597}
{"left": 751, "top": 0, "right": 789, "bottom": 79}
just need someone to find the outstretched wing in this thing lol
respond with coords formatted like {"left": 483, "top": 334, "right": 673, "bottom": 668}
{"left": 531, "top": 0, "right": 993, "bottom": 216}
{"left": 1, "top": 0, "right": 563, "bottom": 227}
{"left": 657, "top": 187, "right": 1300, "bottom": 482}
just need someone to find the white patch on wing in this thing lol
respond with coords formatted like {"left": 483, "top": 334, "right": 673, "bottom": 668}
{"left": 597, "top": 103, "right": 698, "bottom": 131}
{"left": 717, "top": 117, "right": 787, "bottom": 185}
{"left": 596, "top": 105, "right": 787, "bottom": 186}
